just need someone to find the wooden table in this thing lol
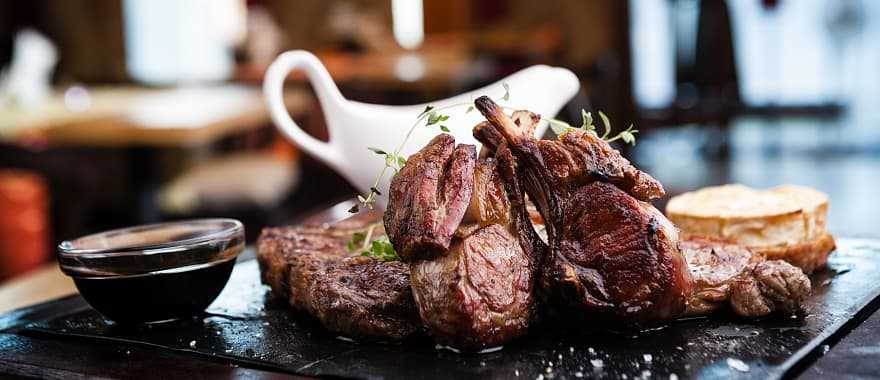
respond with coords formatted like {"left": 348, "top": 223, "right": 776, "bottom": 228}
{"left": 1, "top": 85, "right": 311, "bottom": 148}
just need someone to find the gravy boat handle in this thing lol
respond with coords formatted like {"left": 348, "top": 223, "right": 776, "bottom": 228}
{"left": 263, "top": 50, "right": 346, "bottom": 170}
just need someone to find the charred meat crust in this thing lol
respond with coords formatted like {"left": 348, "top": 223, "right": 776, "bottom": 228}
{"left": 474, "top": 95, "right": 665, "bottom": 203}
{"left": 256, "top": 216, "right": 422, "bottom": 340}
{"left": 384, "top": 134, "right": 477, "bottom": 262}
{"left": 404, "top": 144, "right": 540, "bottom": 350}
{"left": 543, "top": 182, "right": 691, "bottom": 324}
{"left": 475, "top": 96, "right": 688, "bottom": 326}
{"left": 410, "top": 223, "right": 532, "bottom": 349}
{"left": 681, "top": 237, "right": 812, "bottom": 318}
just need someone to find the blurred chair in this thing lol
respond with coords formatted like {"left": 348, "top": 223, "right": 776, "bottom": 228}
{"left": 0, "top": 170, "right": 49, "bottom": 282}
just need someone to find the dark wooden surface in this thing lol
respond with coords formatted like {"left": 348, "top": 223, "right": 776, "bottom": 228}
{"left": 2, "top": 202, "right": 880, "bottom": 380}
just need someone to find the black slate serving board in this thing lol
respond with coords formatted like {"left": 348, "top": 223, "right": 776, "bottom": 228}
{"left": 20, "top": 238, "right": 880, "bottom": 380}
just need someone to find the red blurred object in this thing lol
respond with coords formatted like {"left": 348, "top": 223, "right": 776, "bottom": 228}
{"left": 0, "top": 170, "right": 50, "bottom": 282}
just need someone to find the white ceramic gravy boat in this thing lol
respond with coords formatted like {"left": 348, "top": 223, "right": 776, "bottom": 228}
{"left": 264, "top": 50, "right": 579, "bottom": 207}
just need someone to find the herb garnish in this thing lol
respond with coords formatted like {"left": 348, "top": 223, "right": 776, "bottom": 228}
{"left": 352, "top": 83, "right": 511, "bottom": 212}
{"left": 351, "top": 84, "right": 638, "bottom": 213}
{"left": 548, "top": 109, "right": 638, "bottom": 145}
{"left": 346, "top": 223, "right": 399, "bottom": 261}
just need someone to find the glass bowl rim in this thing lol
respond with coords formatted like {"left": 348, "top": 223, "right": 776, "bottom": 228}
{"left": 58, "top": 218, "right": 243, "bottom": 257}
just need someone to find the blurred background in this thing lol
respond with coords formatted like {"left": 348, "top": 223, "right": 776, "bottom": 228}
{"left": 0, "top": 0, "right": 878, "bottom": 285}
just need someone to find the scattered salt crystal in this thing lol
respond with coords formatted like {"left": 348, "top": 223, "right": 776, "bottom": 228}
{"left": 125, "top": 350, "right": 130, "bottom": 355}
{"left": 545, "top": 367, "right": 552, "bottom": 374}
{"left": 621, "top": 375, "right": 628, "bottom": 379}
{"left": 480, "top": 361, "right": 486, "bottom": 367}
{"left": 515, "top": 369, "right": 520, "bottom": 377}
{"left": 643, "top": 354, "right": 653, "bottom": 363}
{"left": 590, "top": 359, "right": 604, "bottom": 368}
{"left": 641, "top": 370, "right": 651, "bottom": 378}
{"left": 189, "top": 340, "right": 196, "bottom": 348}
{"left": 558, "top": 354, "right": 563, "bottom": 360}
{"left": 570, "top": 347, "right": 575, "bottom": 353}
{"left": 574, "top": 371, "right": 584, "bottom": 378}
{"left": 536, "top": 375, "right": 544, "bottom": 380}
{"left": 822, "top": 344, "right": 830, "bottom": 354}
{"left": 669, "top": 374, "right": 679, "bottom": 380}
{"left": 676, "top": 346, "right": 684, "bottom": 351}
{"left": 588, "top": 347, "right": 596, "bottom": 355}
{"left": 726, "top": 358, "right": 750, "bottom": 372}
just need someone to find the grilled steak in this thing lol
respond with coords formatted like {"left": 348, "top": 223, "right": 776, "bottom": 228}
{"left": 383, "top": 134, "right": 477, "bottom": 262}
{"left": 681, "top": 238, "right": 811, "bottom": 318}
{"left": 388, "top": 135, "right": 541, "bottom": 350}
{"left": 256, "top": 214, "right": 421, "bottom": 340}
{"left": 475, "top": 96, "right": 691, "bottom": 325}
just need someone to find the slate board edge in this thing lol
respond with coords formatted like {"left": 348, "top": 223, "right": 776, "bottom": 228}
{"left": 777, "top": 281, "right": 880, "bottom": 379}
{"left": 20, "top": 326, "right": 309, "bottom": 377}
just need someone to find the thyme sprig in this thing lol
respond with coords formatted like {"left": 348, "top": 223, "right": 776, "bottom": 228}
{"left": 346, "top": 223, "right": 399, "bottom": 261}
{"left": 548, "top": 109, "right": 638, "bottom": 145}
{"left": 348, "top": 83, "right": 637, "bottom": 214}
{"left": 349, "top": 83, "right": 510, "bottom": 213}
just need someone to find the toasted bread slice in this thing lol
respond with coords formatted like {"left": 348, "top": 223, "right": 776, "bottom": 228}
{"left": 666, "top": 184, "right": 834, "bottom": 273}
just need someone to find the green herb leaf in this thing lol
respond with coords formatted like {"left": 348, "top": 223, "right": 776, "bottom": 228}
{"left": 548, "top": 118, "right": 578, "bottom": 137}
{"left": 465, "top": 105, "right": 475, "bottom": 113}
{"left": 580, "top": 110, "right": 593, "bottom": 130}
{"left": 370, "top": 187, "right": 382, "bottom": 196}
{"left": 440, "top": 125, "right": 450, "bottom": 132}
{"left": 348, "top": 204, "right": 359, "bottom": 214}
{"left": 358, "top": 236, "right": 400, "bottom": 261}
{"left": 368, "top": 147, "right": 387, "bottom": 155}
{"left": 501, "top": 83, "right": 510, "bottom": 101}
{"left": 396, "top": 156, "right": 407, "bottom": 167}
{"left": 598, "top": 111, "right": 612, "bottom": 139}
{"left": 620, "top": 125, "right": 638, "bottom": 145}
{"left": 426, "top": 112, "right": 449, "bottom": 126}
{"left": 347, "top": 232, "right": 366, "bottom": 252}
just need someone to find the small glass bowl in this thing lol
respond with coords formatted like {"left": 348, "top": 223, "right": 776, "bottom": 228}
{"left": 58, "top": 219, "right": 244, "bottom": 324}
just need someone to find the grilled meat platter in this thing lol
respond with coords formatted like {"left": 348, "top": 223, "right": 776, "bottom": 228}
{"left": 255, "top": 96, "right": 832, "bottom": 352}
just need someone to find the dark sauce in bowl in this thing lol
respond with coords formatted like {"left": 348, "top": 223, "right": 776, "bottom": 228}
{"left": 72, "top": 259, "right": 236, "bottom": 324}
{"left": 58, "top": 219, "right": 244, "bottom": 324}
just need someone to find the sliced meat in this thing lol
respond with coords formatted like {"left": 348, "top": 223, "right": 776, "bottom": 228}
{"left": 681, "top": 238, "right": 760, "bottom": 316}
{"left": 474, "top": 97, "right": 690, "bottom": 326}
{"left": 256, "top": 214, "right": 421, "bottom": 340}
{"left": 681, "top": 238, "right": 811, "bottom": 318}
{"left": 474, "top": 96, "right": 665, "bottom": 203}
{"left": 257, "top": 224, "right": 353, "bottom": 300}
{"left": 292, "top": 256, "right": 421, "bottom": 340}
{"left": 411, "top": 223, "right": 532, "bottom": 349}
{"left": 395, "top": 139, "right": 542, "bottom": 350}
{"left": 730, "top": 260, "right": 811, "bottom": 318}
{"left": 540, "top": 182, "right": 691, "bottom": 324}
{"left": 384, "top": 134, "right": 477, "bottom": 262}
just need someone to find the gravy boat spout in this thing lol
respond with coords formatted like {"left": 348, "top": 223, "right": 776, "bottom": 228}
{"left": 264, "top": 50, "right": 580, "bottom": 208}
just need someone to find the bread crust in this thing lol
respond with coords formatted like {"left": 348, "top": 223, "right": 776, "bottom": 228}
{"left": 668, "top": 184, "right": 834, "bottom": 273}
{"left": 752, "top": 233, "right": 835, "bottom": 274}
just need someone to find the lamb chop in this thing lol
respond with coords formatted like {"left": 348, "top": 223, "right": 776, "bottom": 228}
{"left": 474, "top": 96, "right": 692, "bottom": 325}
{"left": 682, "top": 238, "right": 811, "bottom": 318}
{"left": 383, "top": 134, "right": 476, "bottom": 262}
{"left": 257, "top": 214, "right": 422, "bottom": 340}
{"left": 386, "top": 135, "right": 543, "bottom": 350}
